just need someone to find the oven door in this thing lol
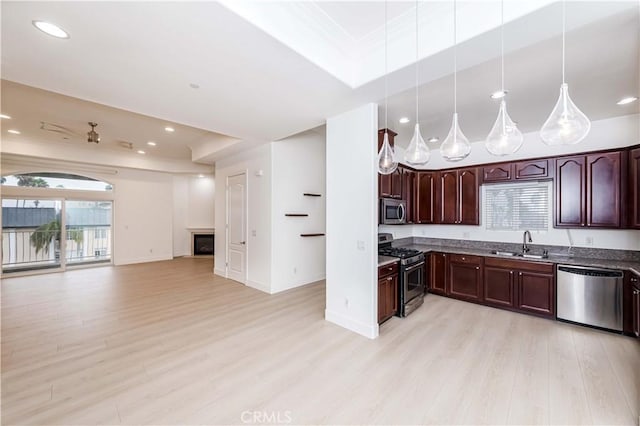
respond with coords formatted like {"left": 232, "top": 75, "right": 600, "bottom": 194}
{"left": 403, "top": 260, "right": 425, "bottom": 302}
{"left": 381, "top": 200, "right": 406, "bottom": 225}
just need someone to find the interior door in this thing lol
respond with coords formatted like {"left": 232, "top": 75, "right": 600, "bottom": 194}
{"left": 226, "top": 173, "right": 247, "bottom": 284}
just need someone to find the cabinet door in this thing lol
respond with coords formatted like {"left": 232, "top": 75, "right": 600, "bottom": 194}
{"left": 439, "top": 171, "right": 458, "bottom": 224}
{"left": 586, "top": 152, "right": 621, "bottom": 228}
{"left": 430, "top": 252, "right": 447, "bottom": 295}
{"left": 448, "top": 255, "right": 483, "bottom": 302}
{"left": 416, "top": 172, "right": 435, "bottom": 224}
{"left": 515, "top": 159, "right": 549, "bottom": 180}
{"left": 378, "top": 277, "right": 388, "bottom": 323}
{"left": 555, "top": 156, "right": 586, "bottom": 227}
{"left": 517, "top": 271, "right": 555, "bottom": 317}
{"left": 630, "top": 148, "right": 640, "bottom": 228}
{"left": 388, "top": 275, "right": 398, "bottom": 317}
{"left": 458, "top": 168, "right": 480, "bottom": 225}
{"left": 390, "top": 167, "right": 403, "bottom": 199}
{"left": 484, "top": 266, "right": 515, "bottom": 308}
{"left": 379, "top": 174, "right": 392, "bottom": 198}
{"left": 483, "top": 164, "right": 512, "bottom": 183}
{"left": 633, "top": 284, "right": 640, "bottom": 338}
{"left": 402, "top": 169, "right": 416, "bottom": 223}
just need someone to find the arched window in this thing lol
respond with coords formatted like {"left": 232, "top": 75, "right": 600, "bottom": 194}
{"left": 1, "top": 172, "right": 113, "bottom": 191}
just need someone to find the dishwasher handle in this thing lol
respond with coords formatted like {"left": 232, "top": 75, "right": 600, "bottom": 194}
{"left": 558, "top": 265, "right": 623, "bottom": 278}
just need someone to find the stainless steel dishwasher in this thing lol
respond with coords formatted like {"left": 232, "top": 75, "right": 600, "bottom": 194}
{"left": 556, "top": 265, "right": 624, "bottom": 331}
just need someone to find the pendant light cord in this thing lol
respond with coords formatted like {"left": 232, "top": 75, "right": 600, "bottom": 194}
{"left": 384, "top": 0, "right": 388, "bottom": 133}
{"left": 501, "top": 0, "right": 504, "bottom": 92}
{"left": 415, "top": 0, "right": 419, "bottom": 124}
{"left": 453, "top": 0, "right": 457, "bottom": 113}
{"left": 562, "top": 0, "right": 566, "bottom": 84}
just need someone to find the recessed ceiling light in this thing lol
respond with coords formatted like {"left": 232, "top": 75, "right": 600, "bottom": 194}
{"left": 164, "top": 126, "right": 175, "bottom": 132}
{"left": 617, "top": 96, "right": 638, "bottom": 105}
{"left": 428, "top": 137, "right": 439, "bottom": 143}
{"left": 137, "top": 150, "right": 146, "bottom": 154}
{"left": 147, "top": 141, "right": 157, "bottom": 146}
{"left": 189, "top": 83, "right": 200, "bottom": 89}
{"left": 0, "top": 114, "right": 11, "bottom": 119}
{"left": 32, "top": 20, "right": 69, "bottom": 39}
{"left": 7, "top": 129, "right": 21, "bottom": 135}
{"left": 490, "top": 90, "right": 508, "bottom": 99}
{"left": 198, "top": 174, "right": 205, "bottom": 178}
{"left": 399, "top": 117, "right": 410, "bottom": 124}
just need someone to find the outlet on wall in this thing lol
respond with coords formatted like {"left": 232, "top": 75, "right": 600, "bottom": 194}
{"left": 585, "top": 236, "right": 594, "bottom": 246}
{"left": 251, "top": 230, "right": 257, "bottom": 237}
{"left": 293, "top": 267, "right": 297, "bottom": 274}
{"left": 356, "top": 240, "right": 365, "bottom": 251}
{"left": 463, "top": 232, "right": 470, "bottom": 239}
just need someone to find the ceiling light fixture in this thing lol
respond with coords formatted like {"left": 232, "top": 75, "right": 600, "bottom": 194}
{"left": 617, "top": 96, "right": 638, "bottom": 105}
{"left": 399, "top": 117, "right": 410, "bottom": 124}
{"left": 137, "top": 150, "right": 146, "bottom": 155}
{"left": 540, "top": 0, "right": 590, "bottom": 146}
{"left": 428, "top": 137, "right": 439, "bottom": 143}
{"left": 404, "top": 0, "right": 430, "bottom": 166}
{"left": 377, "top": 0, "right": 399, "bottom": 175}
{"left": 0, "top": 114, "right": 11, "bottom": 119}
{"left": 440, "top": 0, "right": 471, "bottom": 162}
{"left": 189, "top": 83, "right": 200, "bottom": 89}
{"left": 32, "top": 20, "right": 69, "bottom": 39}
{"left": 164, "top": 126, "right": 175, "bottom": 132}
{"left": 490, "top": 90, "right": 508, "bottom": 99}
{"left": 7, "top": 129, "right": 21, "bottom": 135}
{"left": 198, "top": 174, "right": 205, "bottom": 178}
{"left": 147, "top": 141, "right": 157, "bottom": 146}
{"left": 485, "top": 0, "right": 524, "bottom": 157}
{"left": 87, "top": 122, "right": 100, "bottom": 143}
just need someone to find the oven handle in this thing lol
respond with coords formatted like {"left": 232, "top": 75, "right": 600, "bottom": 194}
{"left": 404, "top": 261, "right": 425, "bottom": 272}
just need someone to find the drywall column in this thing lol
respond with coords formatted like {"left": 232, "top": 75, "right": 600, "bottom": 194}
{"left": 325, "top": 103, "right": 379, "bottom": 339}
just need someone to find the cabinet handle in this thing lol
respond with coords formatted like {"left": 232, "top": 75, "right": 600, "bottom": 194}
{"left": 475, "top": 266, "right": 479, "bottom": 270}
{"left": 631, "top": 277, "right": 638, "bottom": 283}
{"left": 510, "top": 271, "right": 513, "bottom": 275}
{"left": 462, "top": 257, "right": 466, "bottom": 261}
{"left": 519, "top": 272, "right": 523, "bottom": 276}
{"left": 387, "top": 277, "right": 393, "bottom": 281}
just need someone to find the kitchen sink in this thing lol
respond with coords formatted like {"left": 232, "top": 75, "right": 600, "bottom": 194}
{"left": 491, "top": 250, "right": 549, "bottom": 259}
{"left": 521, "top": 253, "right": 547, "bottom": 259}
{"left": 491, "top": 250, "right": 518, "bottom": 257}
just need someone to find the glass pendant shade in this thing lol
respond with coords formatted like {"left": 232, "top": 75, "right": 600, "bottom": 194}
{"left": 404, "top": 123, "right": 430, "bottom": 166}
{"left": 540, "top": 83, "right": 591, "bottom": 146}
{"left": 377, "top": 132, "right": 398, "bottom": 175}
{"left": 440, "top": 113, "right": 471, "bottom": 162}
{"left": 485, "top": 100, "right": 524, "bottom": 156}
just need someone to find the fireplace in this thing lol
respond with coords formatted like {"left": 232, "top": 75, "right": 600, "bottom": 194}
{"left": 193, "top": 233, "right": 214, "bottom": 256}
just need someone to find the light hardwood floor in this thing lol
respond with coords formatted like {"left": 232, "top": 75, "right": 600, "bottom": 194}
{"left": 1, "top": 257, "right": 638, "bottom": 425}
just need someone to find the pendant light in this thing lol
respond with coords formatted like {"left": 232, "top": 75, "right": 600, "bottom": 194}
{"left": 485, "top": 0, "right": 523, "bottom": 156}
{"left": 440, "top": 0, "right": 471, "bottom": 162}
{"left": 404, "top": 0, "right": 430, "bottom": 166}
{"left": 540, "top": 0, "right": 590, "bottom": 146}
{"left": 377, "top": 0, "right": 399, "bottom": 175}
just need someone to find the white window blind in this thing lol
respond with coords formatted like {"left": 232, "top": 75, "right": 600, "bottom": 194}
{"left": 485, "top": 183, "right": 549, "bottom": 231}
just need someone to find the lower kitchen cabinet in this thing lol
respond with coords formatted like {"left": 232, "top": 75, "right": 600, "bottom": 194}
{"left": 517, "top": 270, "right": 555, "bottom": 317}
{"left": 448, "top": 254, "right": 483, "bottom": 302}
{"left": 429, "top": 252, "right": 447, "bottom": 296}
{"left": 484, "top": 266, "right": 515, "bottom": 308}
{"left": 378, "top": 262, "right": 398, "bottom": 324}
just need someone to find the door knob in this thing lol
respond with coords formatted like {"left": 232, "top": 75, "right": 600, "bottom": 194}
{"left": 240, "top": 241, "right": 246, "bottom": 245}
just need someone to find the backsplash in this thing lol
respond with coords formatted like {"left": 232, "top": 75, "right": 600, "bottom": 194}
{"left": 393, "top": 236, "right": 640, "bottom": 263}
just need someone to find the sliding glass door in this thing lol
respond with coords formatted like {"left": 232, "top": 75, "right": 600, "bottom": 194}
{"left": 65, "top": 200, "right": 112, "bottom": 265}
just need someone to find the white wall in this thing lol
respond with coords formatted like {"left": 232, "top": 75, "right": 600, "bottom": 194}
{"left": 382, "top": 114, "right": 640, "bottom": 251}
{"left": 214, "top": 144, "right": 272, "bottom": 292}
{"left": 271, "top": 130, "right": 326, "bottom": 293}
{"left": 172, "top": 174, "right": 215, "bottom": 257}
{"left": 325, "top": 103, "right": 379, "bottom": 339}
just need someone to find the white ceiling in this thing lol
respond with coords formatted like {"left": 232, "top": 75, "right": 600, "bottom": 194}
{"left": 1, "top": 1, "right": 638, "bottom": 168}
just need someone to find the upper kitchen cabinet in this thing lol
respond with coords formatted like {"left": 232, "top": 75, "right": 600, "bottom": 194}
{"left": 416, "top": 172, "right": 436, "bottom": 224}
{"left": 437, "top": 168, "right": 480, "bottom": 225}
{"left": 482, "top": 159, "right": 550, "bottom": 184}
{"left": 402, "top": 168, "right": 416, "bottom": 223}
{"left": 378, "top": 129, "right": 402, "bottom": 199}
{"left": 482, "top": 164, "right": 512, "bottom": 183}
{"left": 629, "top": 147, "right": 640, "bottom": 229}
{"left": 555, "top": 151, "right": 623, "bottom": 228}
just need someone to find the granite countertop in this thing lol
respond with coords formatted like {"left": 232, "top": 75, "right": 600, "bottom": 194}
{"left": 397, "top": 243, "right": 640, "bottom": 276}
{"left": 378, "top": 255, "right": 399, "bottom": 267}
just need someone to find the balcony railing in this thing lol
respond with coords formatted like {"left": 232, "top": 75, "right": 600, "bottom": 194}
{"left": 2, "top": 227, "right": 111, "bottom": 272}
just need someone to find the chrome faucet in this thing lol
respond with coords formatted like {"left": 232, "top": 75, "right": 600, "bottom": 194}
{"left": 523, "top": 230, "right": 532, "bottom": 253}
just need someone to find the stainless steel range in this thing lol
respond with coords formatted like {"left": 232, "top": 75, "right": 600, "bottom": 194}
{"left": 378, "top": 233, "right": 425, "bottom": 317}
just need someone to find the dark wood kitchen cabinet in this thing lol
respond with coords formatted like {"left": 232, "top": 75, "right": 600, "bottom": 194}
{"left": 482, "top": 164, "right": 512, "bottom": 183}
{"left": 378, "top": 129, "right": 402, "bottom": 199}
{"left": 623, "top": 271, "right": 640, "bottom": 338}
{"left": 447, "top": 254, "right": 483, "bottom": 302}
{"left": 516, "top": 268, "right": 555, "bottom": 318}
{"left": 484, "top": 263, "right": 516, "bottom": 308}
{"left": 429, "top": 252, "right": 447, "bottom": 296}
{"left": 437, "top": 168, "right": 479, "bottom": 225}
{"left": 402, "top": 168, "right": 416, "bottom": 223}
{"left": 629, "top": 147, "right": 640, "bottom": 229}
{"left": 555, "top": 151, "right": 622, "bottom": 228}
{"left": 378, "top": 262, "right": 399, "bottom": 324}
{"left": 515, "top": 159, "right": 550, "bottom": 181}
{"left": 415, "top": 172, "right": 436, "bottom": 224}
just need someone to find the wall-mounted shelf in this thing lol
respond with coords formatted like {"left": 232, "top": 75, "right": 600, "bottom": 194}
{"left": 303, "top": 193, "right": 322, "bottom": 197}
{"left": 285, "top": 214, "right": 309, "bottom": 217}
{"left": 300, "top": 233, "right": 325, "bottom": 237}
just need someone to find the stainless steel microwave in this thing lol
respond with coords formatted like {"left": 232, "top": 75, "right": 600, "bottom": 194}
{"left": 380, "top": 198, "right": 406, "bottom": 225}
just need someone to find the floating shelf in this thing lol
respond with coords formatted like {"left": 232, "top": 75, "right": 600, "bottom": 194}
{"left": 303, "top": 193, "right": 322, "bottom": 197}
{"left": 300, "top": 233, "right": 325, "bottom": 237}
{"left": 285, "top": 213, "right": 309, "bottom": 217}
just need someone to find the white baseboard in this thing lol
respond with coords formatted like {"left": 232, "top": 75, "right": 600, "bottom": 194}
{"left": 114, "top": 255, "right": 172, "bottom": 266}
{"left": 214, "top": 267, "right": 226, "bottom": 278}
{"left": 271, "top": 275, "right": 326, "bottom": 294}
{"left": 246, "top": 279, "right": 270, "bottom": 294}
{"left": 324, "top": 309, "right": 379, "bottom": 339}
